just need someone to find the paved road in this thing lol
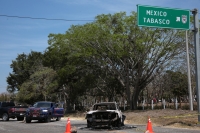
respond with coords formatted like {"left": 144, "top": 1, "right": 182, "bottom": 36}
{"left": 0, "top": 118, "right": 199, "bottom": 133}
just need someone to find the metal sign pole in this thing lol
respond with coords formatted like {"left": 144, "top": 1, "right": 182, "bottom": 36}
{"left": 186, "top": 30, "right": 193, "bottom": 111}
{"left": 192, "top": 9, "right": 200, "bottom": 122}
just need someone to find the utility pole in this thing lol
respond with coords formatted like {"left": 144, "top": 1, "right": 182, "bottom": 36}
{"left": 192, "top": 9, "right": 200, "bottom": 122}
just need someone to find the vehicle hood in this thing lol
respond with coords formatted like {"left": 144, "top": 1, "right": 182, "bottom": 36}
{"left": 28, "top": 107, "right": 50, "bottom": 110}
{"left": 87, "top": 110, "right": 120, "bottom": 114}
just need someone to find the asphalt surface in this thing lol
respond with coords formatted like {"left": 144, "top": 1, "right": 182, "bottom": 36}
{"left": 0, "top": 118, "right": 200, "bottom": 133}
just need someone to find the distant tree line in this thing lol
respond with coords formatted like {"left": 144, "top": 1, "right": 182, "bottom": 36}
{"left": 4, "top": 11, "right": 196, "bottom": 110}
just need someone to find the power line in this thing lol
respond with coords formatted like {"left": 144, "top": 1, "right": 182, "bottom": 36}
{"left": 0, "top": 14, "right": 94, "bottom": 22}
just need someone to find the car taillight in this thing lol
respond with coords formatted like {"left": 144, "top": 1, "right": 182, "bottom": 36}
{"left": 9, "top": 108, "right": 15, "bottom": 112}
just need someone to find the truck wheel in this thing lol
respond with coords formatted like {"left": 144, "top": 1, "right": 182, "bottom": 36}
{"left": 25, "top": 117, "right": 31, "bottom": 123}
{"left": 2, "top": 113, "right": 9, "bottom": 121}
{"left": 117, "top": 119, "right": 121, "bottom": 128}
{"left": 87, "top": 120, "right": 91, "bottom": 128}
{"left": 56, "top": 117, "right": 61, "bottom": 121}
{"left": 122, "top": 115, "right": 126, "bottom": 126}
{"left": 45, "top": 116, "right": 51, "bottom": 123}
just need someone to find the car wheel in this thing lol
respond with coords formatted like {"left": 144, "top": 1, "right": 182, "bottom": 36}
{"left": 87, "top": 120, "right": 91, "bottom": 128}
{"left": 122, "top": 115, "right": 126, "bottom": 126}
{"left": 117, "top": 119, "right": 121, "bottom": 128}
{"left": 45, "top": 115, "right": 51, "bottom": 123}
{"left": 2, "top": 113, "right": 9, "bottom": 121}
{"left": 56, "top": 117, "right": 61, "bottom": 121}
{"left": 25, "top": 117, "right": 31, "bottom": 123}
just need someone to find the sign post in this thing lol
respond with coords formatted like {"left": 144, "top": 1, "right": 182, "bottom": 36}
{"left": 192, "top": 9, "right": 200, "bottom": 122}
{"left": 137, "top": 5, "right": 190, "bottom": 30}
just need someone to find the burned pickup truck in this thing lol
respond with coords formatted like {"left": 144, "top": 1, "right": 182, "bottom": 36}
{"left": 85, "top": 102, "right": 126, "bottom": 128}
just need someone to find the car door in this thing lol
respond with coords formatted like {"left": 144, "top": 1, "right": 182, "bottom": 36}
{"left": 53, "top": 103, "right": 64, "bottom": 117}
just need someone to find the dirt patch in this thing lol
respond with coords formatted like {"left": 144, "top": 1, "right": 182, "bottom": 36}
{"left": 65, "top": 109, "right": 200, "bottom": 129}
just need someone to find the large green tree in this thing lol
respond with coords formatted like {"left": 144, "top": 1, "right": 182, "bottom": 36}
{"left": 61, "top": 12, "right": 186, "bottom": 109}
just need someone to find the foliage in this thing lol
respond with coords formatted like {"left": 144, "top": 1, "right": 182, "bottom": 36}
{"left": 6, "top": 51, "right": 43, "bottom": 93}
{"left": 16, "top": 67, "right": 58, "bottom": 104}
{"left": 44, "top": 33, "right": 99, "bottom": 105}
{"left": 164, "top": 70, "right": 188, "bottom": 98}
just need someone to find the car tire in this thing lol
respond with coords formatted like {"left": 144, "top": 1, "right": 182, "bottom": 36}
{"left": 87, "top": 120, "right": 91, "bottom": 128}
{"left": 45, "top": 115, "right": 51, "bottom": 123}
{"left": 122, "top": 115, "right": 126, "bottom": 126}
{"left": 117, "top": 119, "right": 121, "bottom": 128}
{"left": 25, "top": 117, "right": 31, "bottom": 123}
{"left": 2, "top": 113, "right": 9, "bottom": 121}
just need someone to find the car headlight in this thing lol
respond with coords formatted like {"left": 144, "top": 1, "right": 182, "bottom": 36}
{"left": 42, "top": 110, "right": 48, "bottom": 112}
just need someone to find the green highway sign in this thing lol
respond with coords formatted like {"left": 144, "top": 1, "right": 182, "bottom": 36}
{"left": 137, "top": 5, "right": 190, "bottom": 30}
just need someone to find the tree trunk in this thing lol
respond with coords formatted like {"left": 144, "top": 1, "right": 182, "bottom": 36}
{"left": 125, "top": 83, "right": 131, "bottom": 110}
{"left": 125, "top": 57, "right": 131, "bottom": 109}
{"left": 132, "top": 88, "right": 141, "bottom": 110}
{"left": 179, "top": 96, "right": 182, "bottom": 108}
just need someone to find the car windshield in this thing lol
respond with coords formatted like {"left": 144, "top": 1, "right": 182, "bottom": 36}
{"left": 93, "top": 103, "right": 116, "bottom": 110}
{"left": 34, "top": 102, "right": 51, "bottom": 108}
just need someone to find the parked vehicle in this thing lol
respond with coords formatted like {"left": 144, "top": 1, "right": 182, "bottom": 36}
{"left": 25, "top": 101, "right": 64, "bottom": 123}
{"left": 0, "top": 101, "right": 28, "bottom": 121}
{"left": 85, "top": 102, "right": 126, "bottom": 128}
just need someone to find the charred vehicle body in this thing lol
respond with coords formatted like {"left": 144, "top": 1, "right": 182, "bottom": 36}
{"left": 85, "top": 102, "right": 126, "bottom": 128}
{"left": 25, "top": 101, "right": 64, "bottom": 123}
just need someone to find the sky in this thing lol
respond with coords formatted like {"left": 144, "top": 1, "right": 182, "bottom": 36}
{"left": 0, "top": 0, "right": 200, "bottom": 93}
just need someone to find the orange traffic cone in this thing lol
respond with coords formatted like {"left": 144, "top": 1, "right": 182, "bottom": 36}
{"left": 145, "top": 117, "right": 154, "bottom": 133}
{"left": 64, "top": 118, "right": 71, "bottom": 133}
